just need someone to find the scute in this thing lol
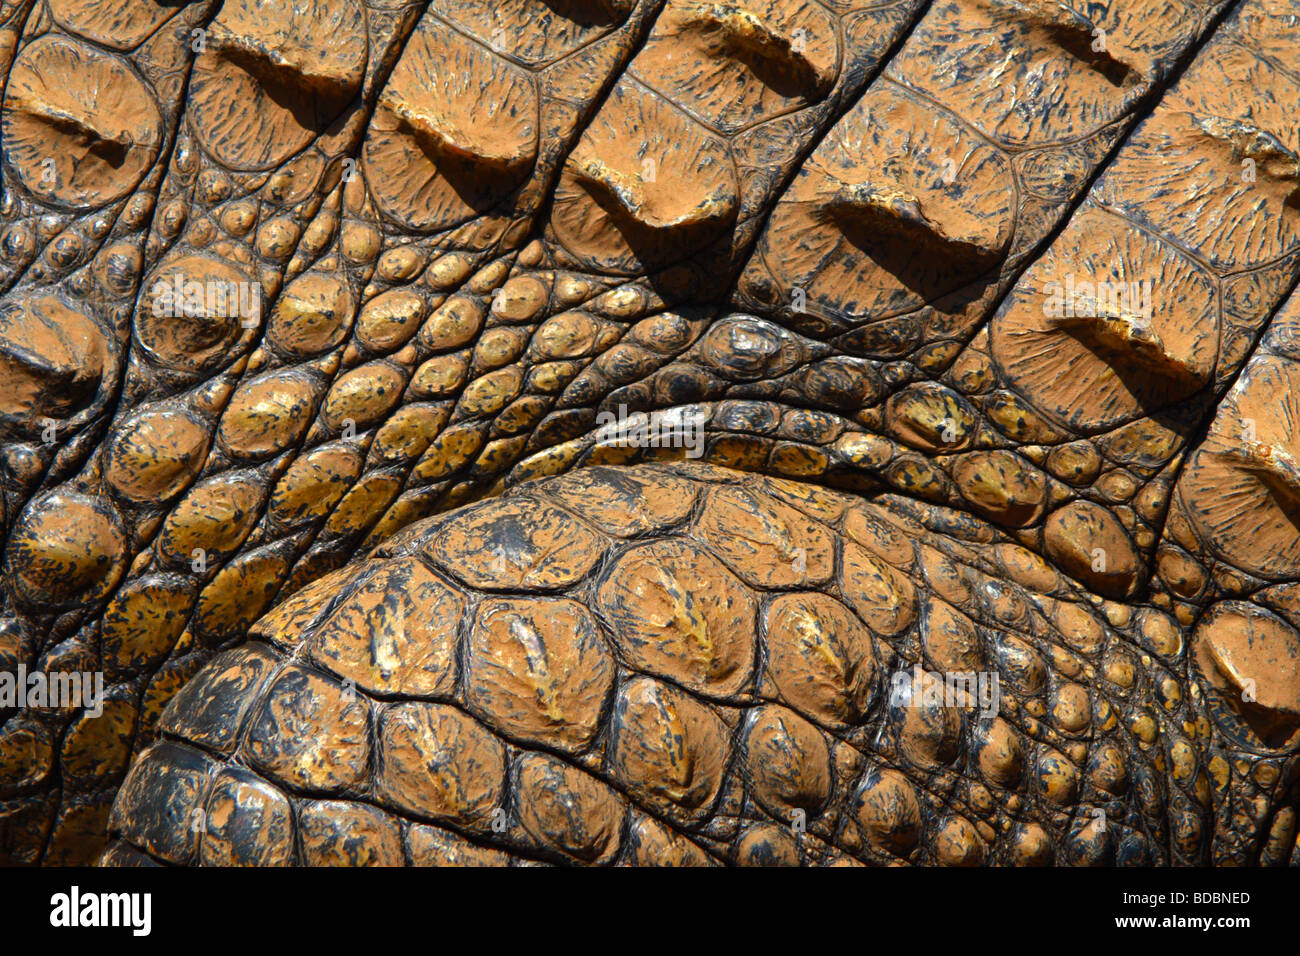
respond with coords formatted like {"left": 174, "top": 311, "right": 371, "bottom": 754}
{"left": 2, "top": 36, "right": 163, "bottom": 205}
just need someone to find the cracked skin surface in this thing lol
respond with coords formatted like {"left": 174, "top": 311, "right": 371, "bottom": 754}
{"left": 0, "top": 0, "right": 1297, "bottom": 866}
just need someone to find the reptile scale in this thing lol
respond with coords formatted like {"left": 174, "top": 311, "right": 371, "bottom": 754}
{"left": 0, "top": 0, "right": 1295, "bottom": 868}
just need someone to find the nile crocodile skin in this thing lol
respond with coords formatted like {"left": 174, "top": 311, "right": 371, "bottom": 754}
{"left": 103, "top": 462, "right": 1295, "bottom": 866}
{"left": 0, "top": 0, "right": 1297, "bottom": 866}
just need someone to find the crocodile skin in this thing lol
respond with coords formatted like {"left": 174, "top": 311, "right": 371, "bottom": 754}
{"left": 0, "top": 0, "right": 1297, "bottom": 866}
{"left": 103, "top": 462, "right": 1290, "bottom": 866}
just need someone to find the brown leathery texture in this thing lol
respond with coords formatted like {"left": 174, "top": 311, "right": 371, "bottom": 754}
{"left": 0, "top": 0, "right": 1296, "bottom": 867}
{"left": 101, "top": 462, "right": 1290, "bottom": 865}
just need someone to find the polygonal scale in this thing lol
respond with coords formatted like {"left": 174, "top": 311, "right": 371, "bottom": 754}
{"left": 552, "top": 78, "right": 739, "bottom": 274}
{"left": 743, "top": 83, "right": 1015, "bottom": 329}
{"left": 100, "top": 462, "right": 1223, "bottom": 866}
{"left": 432, "top": 0, "right": 636, "bottom": 66}
{"left": 1094, "top": 36, "right": 1300, "bottom": 271}
{"left": 630, "top": 0, "right": 839, "bottom": 133}
{"left": 48, "top": 0, "right": 193, "bottom": 50}
{"left": 989, "top": 205, "right": 1218, "bottom": 433}
{"left": 189, "top": 0, "right": 369, "bottom": 170}
{"left": 1175, "top": 354, "right": 1300, "bottom": 582}
{"left": 364, "top": 21, "right": 540, "bottom": 231}
{"left": 888, "top": 0, "right": 1193, "bottom": 147}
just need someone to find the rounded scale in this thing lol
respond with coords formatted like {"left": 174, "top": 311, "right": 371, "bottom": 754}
{"left": 102, "top": 405, "right": 211, "bottom": 504}
{"left": 49, "top": 0, "right": 186, "bottom": 49}
{"left": 852, "top": 766, "right": 923, "bottom": 858}
{"left": 218, "top": 368, "right": 321, "bottom": 459}
{"left": 0, "top": 294, "right": 108, "bottom": 428}
{"left": 762, "top": 591, "right": 876, "bottom": 726}
{"left": 607, "top": 676, "right": 732, "bottom": 824}
{"left": 1193, "top": 602, "right": 1300, "bottom": 751}
{"left": 1042, "top": 500, "right": 1140, "bottom": 598}
{"left": 137, "top": 255, "right": 261, "bottom": 373}
{"left": 6, "top": 490, "right": 126, "bottom": 606}
{"left": 513, "top": 752, "right": 625, "bottom": 863}
{"left": 742, "top": 704, "right": 833, "bottom": 818}
{"left": 265, "top": 272, "right": 355, "bottom": 358}
{"left": 2, "top": 36, "right": 163, "bottom": 206}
